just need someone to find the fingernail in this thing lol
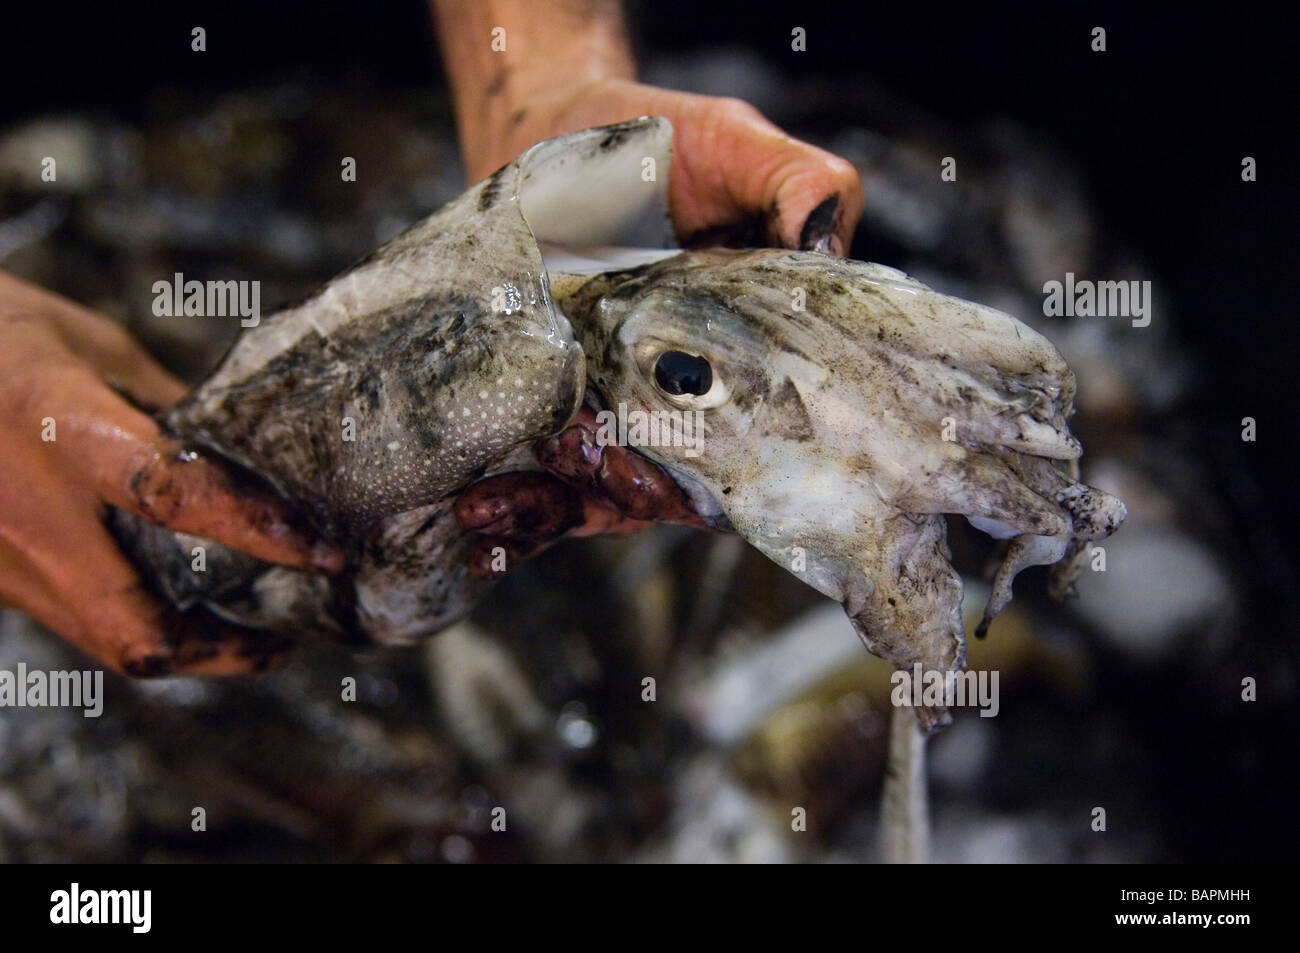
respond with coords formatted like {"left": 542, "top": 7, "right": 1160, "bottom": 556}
{"left": 537, "top": 426, "right": 603, "bottom": 478}
{"left": 798, "top": 194, "right": 840, "bottom": 252}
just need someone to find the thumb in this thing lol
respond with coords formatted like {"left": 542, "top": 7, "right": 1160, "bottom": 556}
{"left": 673, "top": 97, "right": 864, "bottom": 255}
{"left": 765, "top": 156, "right": 864, "bottom": 257}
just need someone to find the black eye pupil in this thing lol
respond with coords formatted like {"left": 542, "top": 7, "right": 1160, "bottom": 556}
{"left": 654, "top": 350, "right": 713, "bottom": 396}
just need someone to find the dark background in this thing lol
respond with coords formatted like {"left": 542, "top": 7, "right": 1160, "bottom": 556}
{"left": 1, "top": 1, "right": 1295, "bottom": 862}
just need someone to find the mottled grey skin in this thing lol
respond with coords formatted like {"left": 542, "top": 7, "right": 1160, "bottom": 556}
{"left": 116, "top": 121, "right": 596, "bottom": 644}
{"left": 114, "top": 118, "right": 1124, "bottom": 727}
{"left": 557, "top": 249, "right": 1125, "bottom": 728}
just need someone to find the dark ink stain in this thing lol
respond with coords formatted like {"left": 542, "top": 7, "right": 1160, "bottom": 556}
{"left": 360, "top": 372, "right": 383, "bottom": 410}
{"left": 682, "top": 203, "right": 777, "bottom": 250}
{"left": 477, "top": 166, "right": 508, "bottom": 212}
{"left": 798, "top": 194, "right": 841, "bottom": 252}
{"left": 484, "top": 66, "right": 514, "bottom": 99}
{"left": 598, "top": 121, "right": 640, "bottom": 151}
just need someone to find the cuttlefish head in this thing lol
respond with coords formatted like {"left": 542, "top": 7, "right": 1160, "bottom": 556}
{"left": 560, "top": 247, "right": 1126, "bottom": 729}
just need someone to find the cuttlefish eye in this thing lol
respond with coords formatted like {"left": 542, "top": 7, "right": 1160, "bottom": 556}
{"left": 653, "top": 350, "right": 713, "bottom": 396}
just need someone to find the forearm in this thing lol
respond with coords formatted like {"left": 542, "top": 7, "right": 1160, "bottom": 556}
{"left": 431, "top": 0, "right": 636, "bottom": 179}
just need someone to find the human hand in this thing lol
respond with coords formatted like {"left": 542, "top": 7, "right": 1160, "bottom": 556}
{"left": 434, "top": 1, "right": 862, "bottom": 254}
{"left": 456, "top": 405, "right": 708, "bottom": 577}
{"left": 0, "top": 272, "right": 343, "bottom": 675}
{"left": 472, "top": 76, "right": 864, "bottom": 255}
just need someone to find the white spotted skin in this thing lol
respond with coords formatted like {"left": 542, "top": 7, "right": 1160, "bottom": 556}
{"left": 118, "top": 119, "right": 673, "bottom": 644}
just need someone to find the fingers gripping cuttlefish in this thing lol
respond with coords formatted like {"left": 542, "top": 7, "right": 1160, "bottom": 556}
{"left": 113, "top": 117, "right": 1124, "bottom": 730}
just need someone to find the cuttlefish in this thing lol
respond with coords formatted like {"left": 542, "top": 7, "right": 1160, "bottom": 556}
{"left": 113, "top": 117, "right": 1125, "bottom": 728}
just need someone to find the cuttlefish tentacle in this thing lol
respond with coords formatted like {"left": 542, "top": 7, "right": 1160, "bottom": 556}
{"left": 976, "top": 533, "right": 1071, "bottom": 639}
{"left": 973, "top": 455, "right": 1126, "bottom": 637}
{"left": 848, "top": 512, "right": 966, "bottom": 731}
{"left": 897, "top": 449, "right": 1074, "bottom": 538}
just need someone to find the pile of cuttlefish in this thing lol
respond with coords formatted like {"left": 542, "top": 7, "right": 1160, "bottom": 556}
{"left": 114, "top": 117, "right": 1125, "bottom": 728}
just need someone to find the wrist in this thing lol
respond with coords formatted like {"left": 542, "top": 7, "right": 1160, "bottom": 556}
{"left": 432, "top": 0, "right": 635, "bottom": 182}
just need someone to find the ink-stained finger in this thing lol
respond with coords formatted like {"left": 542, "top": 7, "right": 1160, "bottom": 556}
{"left": 455, "top": 471, "right": 586, "bottom": 538}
